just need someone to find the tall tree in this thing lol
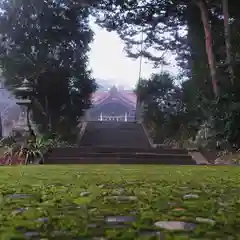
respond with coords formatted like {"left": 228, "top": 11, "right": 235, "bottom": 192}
{"left": 196, "top": 0, "right": 219, "bottom": 98}
{"left": 93, "top": 0, "right": 221, "bottom": 96}
{"left": 136, "top": 72, "right": 185, "bottom": 142}
{"left": 222, "top": 0, "right": 234, "bottom": 84}
{"left": 92, "top": 0, "right": 240, "bottom": 147}
{"left": 0, "top": 0, "right": 96, "bottom": 137}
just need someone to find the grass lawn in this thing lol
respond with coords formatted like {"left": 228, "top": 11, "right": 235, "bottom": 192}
{"left": 0, "top": 165, "right": 239, "bottom": 240}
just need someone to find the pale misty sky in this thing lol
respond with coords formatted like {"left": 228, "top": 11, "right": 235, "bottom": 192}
{"left": 89, "top": 23, "right": 179, "bottom": 89}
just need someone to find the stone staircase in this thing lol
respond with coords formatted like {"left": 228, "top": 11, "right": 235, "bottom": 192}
{"left": 79, "top": 121, "right": 151, "bottom": 148}
{"left": 44, "top": 121, "right": 197, "bottom": 165}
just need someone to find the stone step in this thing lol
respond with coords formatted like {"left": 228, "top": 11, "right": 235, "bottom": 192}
{"left": 44, "top": 147, "right": 195, "bottom": 164}
{"left": 45, "top": 155, "right": 195, "bottom": 165}
{"left": 46, "top": 152, "right": 191, "bottom": 158}
{"left": 47, "top": 147, "right": 189, "bottom": 156}
{"left": 79, "top": 121, "right": 151, "bottom": 148}
{"left": 58, "top": 121, "right": 197, "bottom": 165}
{"left": 188, "top": 151, "right": 209, "bottom": 165}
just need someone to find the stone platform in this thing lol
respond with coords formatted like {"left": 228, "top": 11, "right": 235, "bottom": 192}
{"left": 44, "top": 121, "right": 197, "bottom": 165}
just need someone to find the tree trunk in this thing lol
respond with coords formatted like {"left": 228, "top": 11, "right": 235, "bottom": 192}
{"left": 45, "top": 96, "right": 52, "bottom": 132}
{"left": 196, "top": 0, "right": 219, "bottom": 98}
{"left": 27, "top": 105, "right": 36, "bottom": 142}
{"left": 222, "top": 0, "right": 234, "bottom": 84}
{"left": 186, "top": 3, "right": 213, "bottom": 100}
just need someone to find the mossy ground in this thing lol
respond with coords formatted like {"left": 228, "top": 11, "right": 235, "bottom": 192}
{"left": 0, "top": 165, "right": 239, "bottom": 239}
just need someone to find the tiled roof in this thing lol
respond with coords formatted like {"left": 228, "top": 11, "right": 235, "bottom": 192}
{"left": 122, "top": 91, "right": 137, "bottom": 105}
{"left": 92, "top": 91, "right": 109, "bottom": 105}
{"left": 92, "top": 88, "right": 137, "bottom": 107}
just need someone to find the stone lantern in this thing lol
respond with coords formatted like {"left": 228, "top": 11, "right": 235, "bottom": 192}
{"left": 13, "top": 79, "right": 34, "bottom": 134}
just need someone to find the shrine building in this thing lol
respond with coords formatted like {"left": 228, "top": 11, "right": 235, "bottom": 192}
{"left": 85, "top": 86, "right": 137, "bottom": 122}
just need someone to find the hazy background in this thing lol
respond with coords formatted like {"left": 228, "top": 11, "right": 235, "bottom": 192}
{"left": 89, "top": 22, "right": 179, "bottom": 89}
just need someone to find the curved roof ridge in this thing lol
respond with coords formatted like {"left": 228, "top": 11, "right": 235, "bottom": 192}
{"left": 91, "top": 88, "right": 137, "bottom": 107}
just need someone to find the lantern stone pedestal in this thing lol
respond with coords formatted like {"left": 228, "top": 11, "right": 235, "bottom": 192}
{"left": 12, "top": 79, "right": 37, "bottom": 138}
{"left": 11, "top": 99, "right": 31, "bottom": 138}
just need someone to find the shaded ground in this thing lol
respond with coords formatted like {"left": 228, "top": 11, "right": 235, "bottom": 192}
{"left": 0, "top": 147, "right": 5, "bottom": 157}
{"left": 0, "top": 165, "right": 239, "bottom": 239}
